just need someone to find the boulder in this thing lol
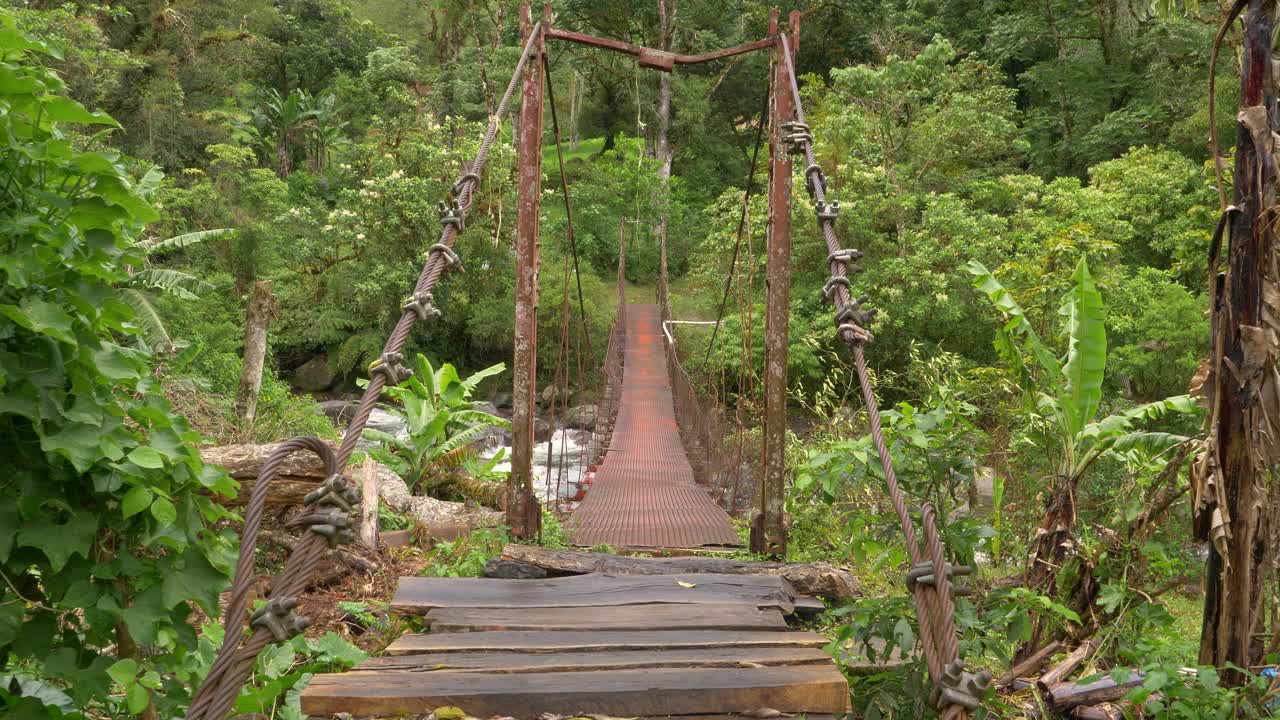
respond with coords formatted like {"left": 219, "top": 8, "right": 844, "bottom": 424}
{"left": 316, "top": 399, "right": 359, "bottom": 426}
{"left": 293, "top": 356, "right": 335, "bottom": 392}
{"left": 491, "top": 391, "right": 513, "bottom": 409}
{"left": 562, "top": 404, "right": 598, "bottom": 430}
{"left": 533, "top": 417, "right": 553, "bottom": 443}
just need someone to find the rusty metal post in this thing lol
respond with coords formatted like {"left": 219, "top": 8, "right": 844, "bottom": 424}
{"left": 752, "top": 8, "right": 794, "bottom": 559}
{"left": 508, "top": 3, "right": 545, "bottom": 539}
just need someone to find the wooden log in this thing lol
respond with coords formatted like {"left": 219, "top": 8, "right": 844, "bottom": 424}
{"left": 996, "top": 640, "right": 1064, "bottom": 688}
{"left": 1048, "top": 672, "right": 1144, "bottom": 711}
{"left": 500, "top": 543, "right": 858, "bottom": 598}
{"left": 1037, "top": 640, "right": 1099, "bottom": 694}
{"left": 358, "top": 457, "right": 378, "bottom": 550}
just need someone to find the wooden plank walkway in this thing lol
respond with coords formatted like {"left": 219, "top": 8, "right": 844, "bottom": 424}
{"left": 569, "top": 304, "right": 739, "bottom": 549}
{"left": 301, "top": 573, "right": 851, "bottom": 718}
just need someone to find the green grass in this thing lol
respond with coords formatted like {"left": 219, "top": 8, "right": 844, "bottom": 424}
{"left": 543, "top": 137, "right": 605, "bottom": 167}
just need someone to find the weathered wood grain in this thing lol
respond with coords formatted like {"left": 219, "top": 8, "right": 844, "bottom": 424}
{"left": 391, "top": 573, "right": 797, "bottom": 614}
{"left": 300, "top": 665, "right": 852, "bottom": 717}
{"left": 350, "top": 646, "right": 833, "bottom": 674}
{"left": 424, "top": 604, "right": 789, "bottom": 632}
{"left": 384, "top": 629, "right": 828, "bottom": 656}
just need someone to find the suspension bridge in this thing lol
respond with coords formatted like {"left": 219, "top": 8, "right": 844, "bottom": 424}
{"left": 186, "top": 6, "right": 989, "bottom": 719}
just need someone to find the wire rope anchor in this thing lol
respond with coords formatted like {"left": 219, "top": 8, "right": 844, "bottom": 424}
{"left": 249, "top": 597, "right": 311, "bottom": 642}
{"left": 804, "top": 163, "right": 826, "bottom": 199}
{"left": 368, "top": 351, "right": 413, "bottom": 385}
{"left": 438, "top": 199, "right": 465, "bottom": 231}
{"left": 303, "top": 474, "right": 361, "bottom": 512}
{"left": 450, "top": 172, "right": 481, "bottom": 199}
{"left": 292, "top": 506, "right": 356, "bottom": 548}
{"left": 428, "top": 243, "right": 464, "bottom": 273}
{"left": 781, "top": 120, "right": 812, "bottom": 155}
{"left": 402, "top": 291, "right": 441, "bottom": 322}
{"left": 815, "top": 199, "right": 840, "bottom": 225}
{"left": 835, "top": 295, "right": 877, "bottom": 344}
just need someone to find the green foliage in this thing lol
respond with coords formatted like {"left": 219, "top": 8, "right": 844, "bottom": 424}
{"left": 419, "top": 526, "right": 509, "bottom": 578}
{"left": 364, "top": 355, "right": 508, "bottom": 495}
{"left": 0, "top": 17, "right": 236, "bottom": 717}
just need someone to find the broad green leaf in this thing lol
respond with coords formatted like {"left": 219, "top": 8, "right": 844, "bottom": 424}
{"left": 125, "top": 680, "right": 150, "bottom": 713}
{"left": 42, "top": 95, "right": 119, "bottom": 127}
{"left": 149, "top": 496, "right": 177, "bottom": 525}
{"left": 161, "top": 547, "right": 228, "bottom": 614}
{"left": 16, "top": 510, "right": 96, "bottom": 572}
{"left": 121, "top": 486, "right": 153, "bottom": 519}
{"left": 1059, "top": 258, "right": 1106, "bottom": 436}
{"left": 966, "top": 260, "right": 1061, "bottom": 378}
{"left": 0, "top": 604, "right": 22, "bottom": 647}
{"left": 127, "top": 446, "right": 165, "bottom": 469}
{"left": 0, "top": 298, "right": 75, "bottom": 344}
{"left": 106, "top": 659, "right": 139, "bottom": 685}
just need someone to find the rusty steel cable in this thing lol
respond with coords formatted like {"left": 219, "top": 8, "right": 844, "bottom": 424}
{"left": 186, "top": 24, "right": 545, "bottom": 720}
{"left": 777, "top": 32, "right": 982, "bottom": 719}
{"left": 543, "top": 52, "right": 593, "bottom": 359}
{"left": 703, "top": 79, "right": 770, "bottom": 373}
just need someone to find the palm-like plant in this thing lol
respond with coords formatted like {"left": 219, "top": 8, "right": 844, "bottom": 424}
{"left": 302, "top": 92, "right": 347, "bottom": 173}
{"left": 363, "top": 355, "right": 509, "bottom": 496}
{"left": 967, "top": 258, "right": 1196, "bottom": 593}
{"left": 122, "top": 228, "right": 232, "bottom": 353}
{"left": 238, "top": 89, "right": 318, "bottom": 177}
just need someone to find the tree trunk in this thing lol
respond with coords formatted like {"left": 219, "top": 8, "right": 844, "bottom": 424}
{"left": 1195, "top": 0, "right": 1279, "bottom": 685}
{"left": 652, "top": 0, "right": 676, "bottom": 257}
{"left": 236, "top": 280, "right": 277, "bottom": 428}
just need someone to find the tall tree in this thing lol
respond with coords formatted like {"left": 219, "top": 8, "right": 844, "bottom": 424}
{"left": 1193, "top": 0, "right": 1280, "bottom": 685}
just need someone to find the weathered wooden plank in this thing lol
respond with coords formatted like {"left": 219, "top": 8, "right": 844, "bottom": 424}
{"left": 391, "top": 573, "right": 796, "bottom": 614}
{"left": 349, "top": 646, "right": 833, "bottom": 674}
{"left": 299, "top": 665, "right": 851, "bottom": 717}
{"left": 424, "top": 604, "right": 789, "bottom": 632}
{"left": 499, "top": 544, "right": 858, "bottom": 598}
{"left": 385, "top": 629, "right": 828, "bottom": 656}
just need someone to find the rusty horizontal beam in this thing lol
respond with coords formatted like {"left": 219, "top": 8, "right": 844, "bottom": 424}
{"left": 545, "top": 28, "right": 774, "bottom": 71}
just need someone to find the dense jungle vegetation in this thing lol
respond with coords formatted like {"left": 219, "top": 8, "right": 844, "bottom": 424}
{"left": 1, "top": 0, "right": 1277, "bottom": 718}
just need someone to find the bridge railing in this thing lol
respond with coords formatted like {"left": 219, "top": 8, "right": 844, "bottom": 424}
{"left": 656, "top": 272, "right": 731, "bottom": 509}
{"left": 588, "top": 246, "right": 628, "bottom": 468}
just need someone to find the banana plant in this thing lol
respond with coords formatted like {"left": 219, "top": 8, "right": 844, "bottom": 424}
{"left": 362, "top": 354, "right": 509, "bottom": 496}
{"left": 966, "top": 258, "right": 1196, "bottom": 621}
{"left": 121, "top": 228, "right": 232, "bottom": 353}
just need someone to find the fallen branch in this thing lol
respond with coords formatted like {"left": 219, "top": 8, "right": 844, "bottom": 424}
{"left": 1049, "top": 672, "right": 1144, "bottom": 711}
{"left": 1037, "top": 640, "right": 1100, "bottom": 695}
{"left": 996, "top": 640, "right": 1064, "bottom": 688}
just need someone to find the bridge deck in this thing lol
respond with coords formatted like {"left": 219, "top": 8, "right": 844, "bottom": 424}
{"left": 570, "top": 304, "right": 739, "bottom": 549}
{"left": 301, "top": 573, "right": 850, "bottom": 718}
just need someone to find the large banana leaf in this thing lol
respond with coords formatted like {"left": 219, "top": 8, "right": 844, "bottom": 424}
{"left": 1059, "top": 258, "right": 1107, "bottom": 437}
{"left": 966, "top": 260, "right": 1061, "bottom": 378}
{"left": 140, "top": 228, "right": 232, "bottom": 254}
{"left": 460, "top": 362, "right": 507, "bottom": 396}
{"left": 1081, "top": 395, "right": 1197, "bottom": 438}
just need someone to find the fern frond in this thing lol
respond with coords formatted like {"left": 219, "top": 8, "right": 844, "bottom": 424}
{"left": 433, "top": 444, "right": 477, "bottom": 470}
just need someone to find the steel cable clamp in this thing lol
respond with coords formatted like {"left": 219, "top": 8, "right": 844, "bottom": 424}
{"left": 827, "top": 248, "right": 863, "bottom": 272}
{"left": 821, "top": 275, "right": 851, "bottom": 302}
{"left": 906, "top": 560, "right": 973, "bottom": 596}
{"left": 368, "top": 351, "right": 413, "bottom": 385}
{"left": 428, "top": 243, "right": 464, "bottom": 273}
{"left": 936, "top": 660, "right": 992, "bottom": 711}
{"left": 781, "top": 121, "right": 812, "bottom": 155}
{"left": 816, "top": 200, "right": 840, "bottom": 225}
{"left": 438, "top": 200, "right": 465, "bottom": 230}
{"left": 249, "top": 597, "right": 311, "bottom": 642}
{"left": 293, "top": 507, "right": 356, "bottom": 548}
{"left": 804, "top": 163, "right": 826, "bottom": 198}
{"left": 304, "top": 474, "right": 361, "bottom": 512}
{"left": 402, "top": 291, "right": 441, "bottom": 321}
